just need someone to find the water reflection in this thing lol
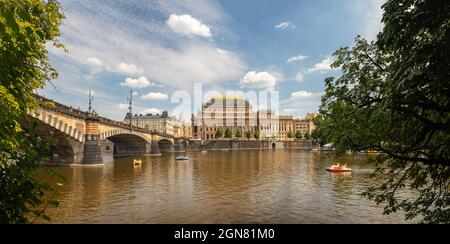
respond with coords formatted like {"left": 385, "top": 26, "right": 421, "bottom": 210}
{"left": 43, "top": 149, "right": 411, "bottom": 223}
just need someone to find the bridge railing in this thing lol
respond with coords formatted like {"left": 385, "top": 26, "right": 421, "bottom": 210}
{"left": 33, "top": 94, "right": 174, "bottom": 138}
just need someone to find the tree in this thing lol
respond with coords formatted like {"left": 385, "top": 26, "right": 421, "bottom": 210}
{"left": 0, "top": 0, "right": 65, "bottom": 223}
{"left": 245, "top": 130, "right": 253, "bottom": 140}
{"left": 215, "top": 128, "right": 223, "bottom": 139}
{"left": 225, "top": 128, "right": 233, "bottom": 140}
{"left": 304, "top": 132, "right": 311, "bottom": 140}
{"left": 295, "top": 131, "right": 302, "bottom": 140}
{"left": 234, "top": 129, "right": 242, "bottom": 139}
{"left": 287, "top": 130, "right": 294, "bottom": 139}
{"left": 254, "top": 130, "right": 260, "bottom": 140}
{"left": 317, "top": 0, "right": 450, "bottom": 223}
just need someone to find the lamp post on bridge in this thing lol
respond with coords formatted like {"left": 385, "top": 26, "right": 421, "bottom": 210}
{"left": 127, "top": 90, "right": 133, "bottom": 132}
{"left": 88, "top": 90, "right": 94, "bottom": 114}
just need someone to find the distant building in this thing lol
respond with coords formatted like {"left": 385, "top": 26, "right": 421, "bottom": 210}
{"left": 294, "top": 113, "right": 318, "bottom": 138}
{"left": 278, "top": 115, "right": 294, "bottom": 140}
{"left": 124, "top": 111, "right": 174, "bottom": 136}
{"left": 305, "top": 112, "right": 319, "bottom": 120}
{"left": 173, "top": 121, "right": 192, "bottom": 139}
{"left": 192, "top": 96, "right": 258, "bottom": 140}
{"left": 257, "top": 110, "right": 279, "bottom": 140}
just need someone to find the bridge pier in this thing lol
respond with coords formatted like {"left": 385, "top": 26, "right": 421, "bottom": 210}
{"left": 149, "top": 142, "right": 161, "bottom": 156}
{"left": 82, "top": 117, "right": 103, "bottom": 164}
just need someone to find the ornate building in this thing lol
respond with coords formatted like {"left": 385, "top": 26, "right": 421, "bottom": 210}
{"left": 257, "top": 110, "right": 279, "bottom": 140}
{"left": 294, "top": 113, "right": 318, "bottom": 138}
{"left": 124, "top": 111, "right": 174, "bottom": 136}
{"left": 192, "top": 96, "right": 258, "bottom": 140}
{"left": 173, "top": 121, "right": 192, "bottom": 139}
{"left": 278, "top": 115, "right": 294, "bottom": 140}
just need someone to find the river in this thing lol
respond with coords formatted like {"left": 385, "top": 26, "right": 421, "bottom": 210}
{"left": 42, "top": 149, "right": 411, "bottom": 223}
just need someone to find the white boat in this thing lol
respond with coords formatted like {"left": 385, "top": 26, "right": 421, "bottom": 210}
{"left": 176, "top": 156, "right": 189, "bottom": 161}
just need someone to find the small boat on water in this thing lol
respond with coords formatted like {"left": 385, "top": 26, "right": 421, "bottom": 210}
{"left": 326, "top": 163, "right": 352, "bottom": 172}
{"left": 176, "top": 156, "right": 189, "bottom": 161}
{"left": 133, "top": 159, "right": 142, "bottom": 166}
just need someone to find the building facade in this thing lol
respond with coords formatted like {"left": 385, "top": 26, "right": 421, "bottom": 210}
{"left": 192, "top": 96, "right": 258, "bottom": 140}
{"left": 124, "top": 111, "right": 174, "bottom": 136}
{"left": 257, "top": 110, "right": 279, "bottom": 140}
{"left": 294, "top": 113, "right": 318, "bottom": 138}
{"left": 173, "top": 121, "right": 192, "bottom": 139}
{"left": 278, "top": 115, "right": 294, "bottom": 140}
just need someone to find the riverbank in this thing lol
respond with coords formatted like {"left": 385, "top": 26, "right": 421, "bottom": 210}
{"left": 185, "top": 140, "right": 315, "bottom": 151}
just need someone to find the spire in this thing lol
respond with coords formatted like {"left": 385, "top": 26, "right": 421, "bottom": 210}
{"left": 127, "top": 90, "right": 133, "bottom": 132}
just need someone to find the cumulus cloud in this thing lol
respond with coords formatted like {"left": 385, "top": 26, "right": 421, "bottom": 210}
{"left": 86, "top": 57, "right": 103, "bottom": 66}
{"left": 305, "top": 57, "right": 334, "bottom": 74}
{"left": 116, "top": 62, "right": 144, "bottom": 75}
{"left": 295, "top": 73, "right": 305, "bottom": 82}
{"left": 291, "top": 91, "right": 314, "bottom": 99}
{"left": 120, "top": 76, "right": 155, "bottom": 89}
{"left": 141, "top": 92, "right": 169, "bottom": 100}
{"left": 239, "top": 71, "right": 277, "bottom": 90}
{"left": 275, "top": 21, "right": 296, "bottom": 30}
{"left": 117, "top": 103, "right": 129, "bottom": 110}
{"left": 287, "top": 55, "right": 308, "bottom": 63}
{"left": 167, "top": 14, "right": 212, "bottom": 37}
{"left": 141, "top": 108, "right": 162, "bottom": 115}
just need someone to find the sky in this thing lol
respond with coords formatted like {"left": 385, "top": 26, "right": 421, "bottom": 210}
{"left": 40, "top": 0, "right": 385, "bottom": 122}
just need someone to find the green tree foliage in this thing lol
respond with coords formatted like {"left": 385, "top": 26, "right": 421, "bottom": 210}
{"left": 0, "top": 0, "right": 65, "bottom": 223}
{"left": 215, "top": 128, "right": 223, "bottom": 139}
{"left": 317, "top": 0, "right": 450, "bottom": 223}
{"left": 235, "top": 129, "right": 242, "bottom": 139}
{"left": 295, "top": 131, "right": 302, "bottom": 140}
{"left": 254, "top": 130, "right": 260, "bottom": 140}
{"left": 225, "top": 128, "right": 232, "bottom": 139}
{"left": 287, "top": 130, "right": 294, "bottom": 139}
{"left": 304, "top": 132, "right": 311, "bottom": 140}
{"left": 245, "top": 130, "right": 253, "bottom": 140}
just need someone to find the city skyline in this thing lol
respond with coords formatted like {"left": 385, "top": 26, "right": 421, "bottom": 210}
{"left": 39, "top": 0, "right": 384, "bottom": 121}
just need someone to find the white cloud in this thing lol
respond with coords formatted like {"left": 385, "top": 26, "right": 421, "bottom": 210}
{"left": 239, "top": 71, "right": 277, "bottom": 90}
{"left": 306, "top": 57, "right": 334, "bottom": 74}
{"left": 287, "top": 55, "right": 308, "bottom": 63}
{"left": 48, "top": 1, "right": 247, "bottom": 93}
{"left": 86, "top": 57, "right": 103, "bottom": 66}
{"left": 275, "top": 21, "right": 296, "bottom": 30}
{"left": 291, "top": 91, "right": 314, "bottom": 99}
{"left": 132, "top": 91, "right": 139, "bottom": 96}
{"left": 117, "top": 103, "right": 129, "bottom": 110}
{"left": 120, "top": 76, "right": 155, "bottom": 89}
{"left": 141, "top": 92, "right": 169, "bottom": 100}
{"left": 141, "top": 108, "right": 162, "bottom": 115}
{"left": 167, "top": 14, "right": 212, "bottom": 37}
{"left": 353, "top": 0, "right": 385, "bottom": 41}
{"left": 116, "top": 62, "right": 144, "bottom": 75}
{"left": 295, "top": 73, "right": 305, "bottom": 82}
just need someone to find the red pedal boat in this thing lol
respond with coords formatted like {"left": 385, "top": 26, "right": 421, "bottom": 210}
{"left": 326, "top": 163, "right": 352, "bottom": 172}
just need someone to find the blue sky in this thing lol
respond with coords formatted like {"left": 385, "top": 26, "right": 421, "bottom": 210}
{"left": 41, "top": 0, "right": 384, "bottom": 121}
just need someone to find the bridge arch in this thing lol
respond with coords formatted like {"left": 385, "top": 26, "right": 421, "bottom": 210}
{"left": 157, "top": 138, "right": 174, "bottom": 153}
{"left": 30, "top": 111, "right": 84, "bottom": 142}
{"left": 25, "top": 119, "right": 82, "bottom": 164}
{"left": 105, "top": 133, "right": 152, "bottom": 156}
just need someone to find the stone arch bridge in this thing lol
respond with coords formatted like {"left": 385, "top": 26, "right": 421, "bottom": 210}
{"left": 28, "top": 95, "right": 184, "bottom": 165}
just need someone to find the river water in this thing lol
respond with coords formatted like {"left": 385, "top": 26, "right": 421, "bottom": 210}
{"left": 43, "top": 149, "right": 411, "bottom": 223}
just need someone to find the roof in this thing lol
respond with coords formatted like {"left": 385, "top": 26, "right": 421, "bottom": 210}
{"left": 124, "top": 111, "right": 169, "bottom": 120}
